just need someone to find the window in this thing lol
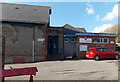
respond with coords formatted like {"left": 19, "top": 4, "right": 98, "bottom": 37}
{"left": 100, "top": 38, "right": 109, "bottom": 44}
{"left": 88, "top": 49, "right": 94, "bottom": 51}
{"left": 92, "top": 38, "right": 100, "bottom": 43}
{"left": 104, "top": 38, "right": 108, "bottom": 43}
{"left": 71, "top": 38, "right": 75, "bottom": 43}
{"left": 103, "top": 48, "right": 112, "bottom": 52}
{"left": 97, "top": 48, "right": 103, "bottom": 52}
{"left": 92, "top": 38, "right": 109, "bottom": 44}
{"left": 64, "top": 38, "right": 69, "bottom": 42}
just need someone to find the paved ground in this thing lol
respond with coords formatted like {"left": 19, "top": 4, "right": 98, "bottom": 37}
{"left": 5, "top": 59, "right": 118, "bottom": 80}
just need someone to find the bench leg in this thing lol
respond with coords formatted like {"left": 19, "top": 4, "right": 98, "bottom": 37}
{"left": 29, "top": 75, "right": 33, "bottom": 82}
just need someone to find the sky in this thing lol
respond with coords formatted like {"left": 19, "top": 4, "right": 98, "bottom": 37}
{"left": 1, "top": 1, "right": 119, "bottom": 32}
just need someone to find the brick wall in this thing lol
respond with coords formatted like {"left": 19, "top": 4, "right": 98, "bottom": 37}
{"left": 77, "top": 35, "right": 116, "bottom": 58}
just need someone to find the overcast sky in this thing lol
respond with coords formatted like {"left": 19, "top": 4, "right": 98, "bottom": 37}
{"left": 1, "top": 0, "right": 119, "bottom": 32}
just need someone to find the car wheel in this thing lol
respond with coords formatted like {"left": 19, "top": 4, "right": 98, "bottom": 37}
{"left": 115, "top": 55, "right": 119, "bottom": 60}
{"left": 94, "top": 56, "right": 100, "bottom": 61}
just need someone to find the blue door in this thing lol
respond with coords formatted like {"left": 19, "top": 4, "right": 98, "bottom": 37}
{"left": 47, "top": 36, "right": 58, "bottom": 54}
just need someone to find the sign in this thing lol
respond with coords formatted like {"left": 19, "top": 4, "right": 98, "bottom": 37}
{"left": 110, "top": 41, "right": 114, "bottom": 44}
{"left": 37, "top": 38, "right": 45, "bottom": 42}
{"left": 79, "top": 38, "right": 92, "bottom": 43}
{"left": 80, "top": 45, "right": 88, "bottom": 51}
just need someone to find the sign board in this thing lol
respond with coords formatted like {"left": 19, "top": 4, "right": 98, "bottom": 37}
{"left": 79, "top": 38, "right": 92, "bottom": 43}
{"left": 37, "top": 38, "right": 45, "bottom": 42}
{"left": 110, "top": 41, "right": 114, "bottom": 44}
{"left": 80, "top": 45, "right": 88, "bottom": 51}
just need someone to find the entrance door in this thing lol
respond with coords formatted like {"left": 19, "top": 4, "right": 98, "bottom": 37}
{"left": 47, "top": 36, "right": 58, "bottom": 54}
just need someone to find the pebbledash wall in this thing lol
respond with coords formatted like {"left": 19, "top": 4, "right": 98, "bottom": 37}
{"left": 64, "top": 33, "right": 117, "bottom": 58}
{"left": 1, "top": 3, "right": 51, "bottom": 63}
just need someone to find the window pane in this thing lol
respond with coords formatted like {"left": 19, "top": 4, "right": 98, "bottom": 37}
{"left": 104, "top": 49, "right": 112, "bottom": 52}
{"left": 97, "top": 48, "right": 103, "bottom": 52}
{"left": 93, "top": 38, "right": 100, "bottom": 43}
{"left": 100, "top": 38, "right": 103, "bottom": 43}
{"left": 88, "top": 49, "right": 94, "bottom": 51}
{"left": 104, "top": 39, "right": 108, "bottom": 43}
{"left": 102, "top": 48, "right": 106, "bottom": 52}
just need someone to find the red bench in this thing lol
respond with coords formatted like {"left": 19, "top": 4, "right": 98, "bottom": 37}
{"left": 0, "top": 67, "right": 38, "bottom": 82}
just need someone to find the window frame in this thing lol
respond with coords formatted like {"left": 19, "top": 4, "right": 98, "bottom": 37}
{"left": 92, "top": 38, "right": 109, "bottom": 44}
{"left": 100, "top": 38, "right": 109, "bottom": 44}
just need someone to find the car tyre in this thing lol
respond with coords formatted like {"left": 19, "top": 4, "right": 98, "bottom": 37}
{"left": 94, "top": 55, "right": 100, "bottom": 61}
{"left": 115, "top": 55, "right": 119, "bottom": 60}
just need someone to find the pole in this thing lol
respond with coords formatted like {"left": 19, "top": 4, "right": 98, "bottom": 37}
{"left": 1, "top": 36, "right": 5, "bottom": 82}
{"left": 32, "top": 26, "right": 35, "bottom": 62}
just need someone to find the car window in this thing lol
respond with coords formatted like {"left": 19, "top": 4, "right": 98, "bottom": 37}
{"left": 103, "top": 48, "right": 112, "bottom": 52}
{"left": 88, "top": 49, "right": 94, "bottom": 51}
{"left": 96, "top": 48, "right": 103, "bottom": 52}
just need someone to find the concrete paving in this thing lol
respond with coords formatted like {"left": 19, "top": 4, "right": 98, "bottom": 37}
{"left": 4, "top": 59, "right": 118, "bottom": 80}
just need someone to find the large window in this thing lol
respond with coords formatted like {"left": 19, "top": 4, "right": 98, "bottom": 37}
{"left": 92, "top": 38, "right": 109, "bottom": 44}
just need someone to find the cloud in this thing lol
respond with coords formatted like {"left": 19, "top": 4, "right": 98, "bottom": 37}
{"left": 92, "top": 24, "right": 113, "bottom": 33}
{"left": 86, "top": 3, "right": 95, "bottom": 15}
{"left": 96, "top": 14, "right": 100, "bottom": 20}
{"left": 101, "top": 4, "right": 118, "bottom": 21}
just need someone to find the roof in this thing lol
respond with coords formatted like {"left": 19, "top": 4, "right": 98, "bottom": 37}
{"left": 75, "top": 33, "right": 118, "bottom": 37}
{"left": 64, "top": 28, "right": 81, "bottom": 35}
{"left": 63, "top": 24, "right": 87, "bottom": 33}
{"left": 48, "top": 26, "right": 64, "bottom": 30}
{"left": 77, "top": 28, "right": 87, "bottom": 33}
{"left": 49, "top": 26, "right": 64, "bottom": 28}
{"left": 1, "top": 3, "right": 51, "bottom": 24}
{"left": 1, "top": 3, "right": 51, "bottom": 8}
{"left": 64, "top": 33, "right": 118, "bottom": 37}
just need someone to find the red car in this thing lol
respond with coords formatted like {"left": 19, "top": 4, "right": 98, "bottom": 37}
{"left": 86, "top": 47, "right": 119, "bottom": 61}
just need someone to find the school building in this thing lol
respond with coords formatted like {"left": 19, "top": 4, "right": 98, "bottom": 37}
{"left": 1, "top": 3, "right": 118, "bottom": 63}
{"left": 64, "top": 33, "right": 117, "bottom": 58}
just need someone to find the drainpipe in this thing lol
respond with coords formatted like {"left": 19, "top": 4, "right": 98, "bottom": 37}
{"left": 32, "top": 26, "right": 35, "bottom": 62}
{"left": 1, "top": 36, "right": 5, "bottom": 82}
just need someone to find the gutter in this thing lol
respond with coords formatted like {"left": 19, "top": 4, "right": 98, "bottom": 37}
{"left": 0, "top": 20, "right": 48, "bottom": 24}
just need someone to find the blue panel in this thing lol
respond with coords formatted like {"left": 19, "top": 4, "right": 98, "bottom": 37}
{"left": 64, "top": 35, "right": 75, "bottom": 37}
{"left": 75, "top": 33, "right": 118, "bottom": 37}
{"left": 64, "top": 33, "right": 118, "bottom": 38}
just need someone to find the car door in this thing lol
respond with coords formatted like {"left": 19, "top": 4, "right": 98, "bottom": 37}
{"left": 103, "top": 48, "right": 113, "bottom": 58}
{"left": 96, "top": 48, "right": 105, "bottom": 59}
{"left": 107, "top": 49, "right": 115, "bottom": 58}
